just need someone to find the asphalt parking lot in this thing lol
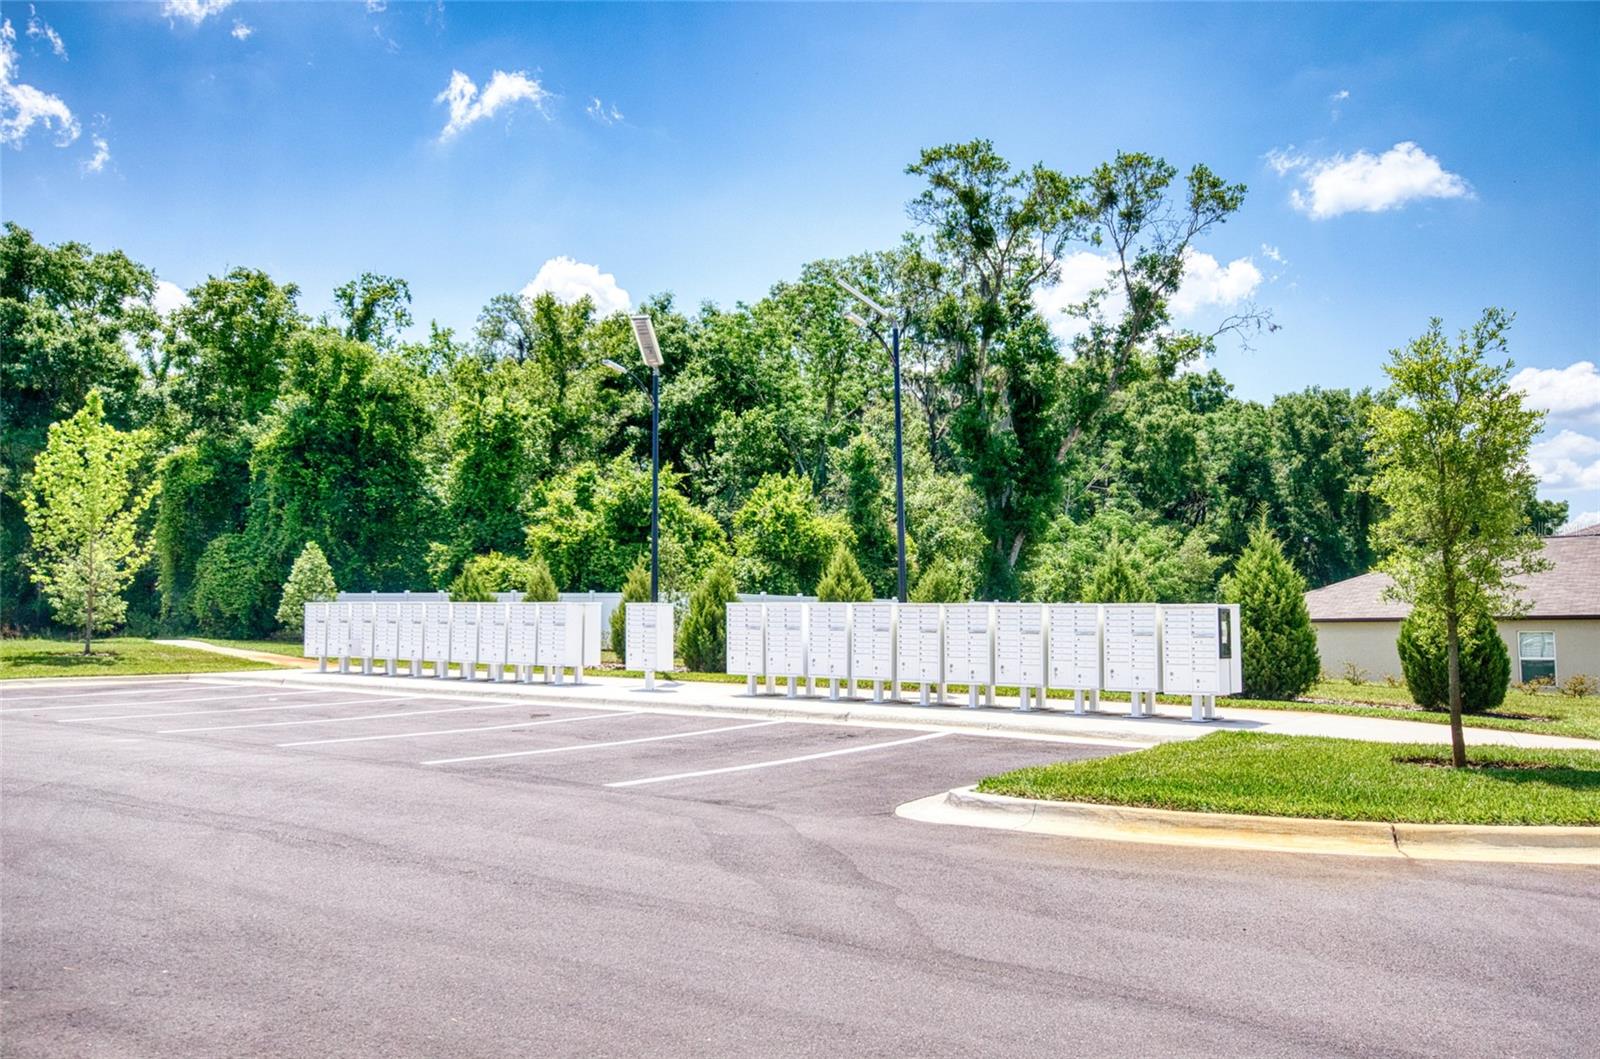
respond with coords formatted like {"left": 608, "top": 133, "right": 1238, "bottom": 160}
{"left": 4, "top": 676, "right": 1598, "bottom": 1057}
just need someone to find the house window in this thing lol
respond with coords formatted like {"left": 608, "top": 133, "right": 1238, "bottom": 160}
{"left": 1518, "top": 632, "right": 1556, "bottom": 684}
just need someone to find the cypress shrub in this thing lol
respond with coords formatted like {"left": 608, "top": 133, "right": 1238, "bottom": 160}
{"left": 611, "top": 555, "right": 651, "bottom": 656}
{"left": 1397, "top": 606, "right": 1510, "bottom": 714}
{"left": 449, "top": 564, "right": 495, "bottom": 602}
{"left": 679, "top": 561, "right": 737, "bottom": 672}
{"left": 276, "top": 541, "right": 338, "bottom": 634}
{"left": 909, "top": 558, "right": 964, "bottom": 603}
{"left": 522, "top": 556, "right": 559, "bottom": 602}
{"left": 1219, "top": 521, "right": 1320, "bottom": 699}
{"left": 815, "top": 543, "right": 874, "bottom": 602}
{"left": 1082, "top": 535, "right": 1152, "bottom": 604}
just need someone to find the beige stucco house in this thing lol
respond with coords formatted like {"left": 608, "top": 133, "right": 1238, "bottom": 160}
{"left": 1305, "top": 525, "right": 1600, "bottom": 686}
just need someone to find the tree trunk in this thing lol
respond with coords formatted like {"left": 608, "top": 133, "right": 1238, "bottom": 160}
{"left": 1444, "top": 609, "right": 1466, "bottom": 767}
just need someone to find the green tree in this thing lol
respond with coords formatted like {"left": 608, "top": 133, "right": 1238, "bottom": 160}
{"left": 815, "top": 543, "right": 874, "bottom": 602}
{"left": 678, "top": 561, "right": 738, "bottom": 672}
{"left": 1082, "top": 536, "right": 1152, "bottom": 604}
{"left": 453, "top": 552, "right": 533, "bottom": 594}
{"left": 522, "top": 556, "right": 559, "bottom": 602}
{"left": 191, "top": 532, "right": 273, "bottom": 637}
{"left": 333, "top": 272, "right": 412, "bottom": 350}
{"left": 276, "top": 541, "right": 338, "bottom": 633}
{"left": 1397, "top": 606, "right": 1509, "bottom": 714}
{"left": 1367, "top": 309, "right": 1546, "bottom": 766}
{"left": 1, "top": 223, "right": 156, "bottom": 630}
{"left": 839, "top": 432, "right": 899, "bottom": 596}
{"left": 21, "top": 392, "right": 160, "bottom": 651}
{"left": 163, "top": 268, "right": 303, "bottom": 432}
{"left": 909, "top": 557, "right": 965, "bottom": 603}
{"left": 611, "top": 555, "right": 652, "bottom": 655}
{"left": 732, "top": 473, "right": 853, "bottom": 594}
{"left": 1219, "top": 520, "right": 1320, "bottom": 699}
{"left": 449, "top": 563, "right": 495, "bottom": 602}
{"left": 1023, "top": 508, "right": 1216, "bottom": 603}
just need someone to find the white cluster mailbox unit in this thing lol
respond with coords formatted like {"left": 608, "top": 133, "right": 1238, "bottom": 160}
{"left": 347, "top": 602, "right": 375, "bottom": 674}
{"left": 994, "top": 603, "right": 1046, "bottom": 711}
{"left": 396, "top": 602, "right": 425, "bottom": 675}
{"left": 372, "top": 602, "right": 400, "bottom": 675}
{"left": 625, "top": 602, "right": 676, "bottom": 689}
{"left": 423, "top": 602, "right": 453, "bottom": 678}
{"left": 506, "top": 602, "right": 539, "bottom": 681}
{"left": 1047, "top": 604, "right": 1102, "bottom": 714}
{"left": 896, "top": 603, "right": 943, "bottom": 704}
{"left": 764, "top": 601, "right": 808, "bottom": 697}
{"left": 478, "top": 603, "right": 510, "bottom": 681}
{"left": 850, "top": 602, "right": 895, "bottom": 701}
{"left": 537, "top": 601, "right": 601, "bottom": 683}
{"left": 1102, "top": 604, "right": 1162, "bottom": 717}
{"left": 1161, "top": 603, "right": 1242, "bottom": 720}
{"left": 328, "top": 603, "right": 354, "bottom": 673}
{"left": 943, "top": 603, "right": 994, "bottom": 708}
{"left": 450, "top": 602, "right": 482, "bottom": 680}
{"left": 807, "top": 603, "right": 851, "bottom": 699}
{"left": 725, "top": 602, "right": 766, "bottom": 693}
{"left": 304, "top": 601, "right": 330, "bottom": 669}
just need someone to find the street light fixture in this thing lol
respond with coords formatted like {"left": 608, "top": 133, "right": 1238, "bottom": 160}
{"left": 628, "top": 315, "right": 664, "bottom": 603}
{"left": 838, "top": 279, "right": 909, "bottom": 604}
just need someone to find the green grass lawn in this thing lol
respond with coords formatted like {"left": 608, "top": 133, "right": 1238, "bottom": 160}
{"left": 193, "top": 638, "right": 306, "bottom": 658}
{"left": 1232, "top": 680, "right": 1600, "bottom": 743}
{"left": 977, "top": 731, "right": 1600, "bottom": 826}
{"left": 0, "top": 637, "right": 283, "bottom": 680}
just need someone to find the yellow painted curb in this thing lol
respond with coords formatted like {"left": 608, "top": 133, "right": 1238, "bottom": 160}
{"left": 895, "top": 787, "right": 1600, "bottom": 865}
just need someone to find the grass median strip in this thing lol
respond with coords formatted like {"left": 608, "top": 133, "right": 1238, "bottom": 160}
{"left": 1, "top": 638, "right": 282, "bottom": 680}
{"left": 976, "top": 731, "right": 1600, "bottom": 827}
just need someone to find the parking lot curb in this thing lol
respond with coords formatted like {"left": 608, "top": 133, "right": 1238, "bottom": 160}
{"left": 895, "top": 787, "right": 1600, "bottom": 865}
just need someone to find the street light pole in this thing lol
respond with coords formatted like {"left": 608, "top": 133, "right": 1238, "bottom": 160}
{"left": 650, "top": 363, "right": 660, "bottom": 603}
{"left": 840, "top": 279, "right": 909, "bottom": 603}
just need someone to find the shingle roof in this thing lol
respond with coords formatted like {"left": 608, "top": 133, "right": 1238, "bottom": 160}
{"left": 1305, "top": 536, "right": 1600, "bottom": 621}
{"left": 1561, "top": 521, "right": 1600, "bottom": 537}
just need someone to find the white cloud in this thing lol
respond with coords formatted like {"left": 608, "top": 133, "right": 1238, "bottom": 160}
{"left": 1272, "top": 141, "right": 1472, "bottom": 219}
{"left": 81, "top": 133, "right": 109, "bottom": 173}
{"left": 0, "top": 19, "right": 78, "bottom": 147}
{"left": 1260, "top": 244, "right": 1284, "bottom": 264}
{"left": 26, "top": 6, "right": 65, "bottom": 58}
{"left": 1330, "top": 89, "right": 1350, "bottom": 102}
{"left": 435, "top": 69, "right": 550, "bottom": 140}
{"left": 519, "top": 257, "right": 630, "bottom": 316}
{"left": 366, "top": 0, "right": 387, "bottom": 11}
{"left": 152, "top": 279, "right": 190, "bottom": 316}
{"left": 162, "top": 0, "right": 233, "bottom": 26}
{"left": 586, "top": 97, "right": 623, "bottom": 125}
{"left": 1512, "top": 361, "right": 1600, "bottom": 425}
{"left": 1033, "top": 248, "right": 1261, "bottom": 347}
{"left": 230, "top": 20, "right": 252, "bottom": 40}
{"left": 1529, "top": 429, "right": 1600, "bottom": 491}
{"left": 1169, "top": 249, "right": 1263, "bottom": 315}
{"left": 1561, "top": 510, "right": 1600, "bottom": 533}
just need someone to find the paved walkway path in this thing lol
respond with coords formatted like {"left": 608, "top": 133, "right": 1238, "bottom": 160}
{"left": 155, "top": 639, "right": 316, "bottom": 668}
{"left": 194, "top": 664, "right": 1600, "bottom": 751}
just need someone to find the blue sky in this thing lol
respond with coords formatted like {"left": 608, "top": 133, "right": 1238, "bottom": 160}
{"left": 3, "top": 2, "right": 1598, "bottom": 524}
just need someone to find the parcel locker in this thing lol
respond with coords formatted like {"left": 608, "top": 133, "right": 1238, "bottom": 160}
{"left": 895, "top": 603, "right": 943, "bottom": 693}
{"left": 371, "top": 602, "right": 400, "bottom": 673}
{"left": 302, "top": 602, "right": 330, "bottom": 666}
{"left": 625, "top": 602, "right": 675, "bottom": 674}
{"left": 806, "top": 603, "right": 852, "bottom": 696}
{"left": 725, "top": 603, "right": 766, "bottom": 686}
{"left": 1160, "top": 604, "right": 1242, "bottom": 709}
{"left": 423, "top": 602, "right": 453, "bottom": 677}
{"left": 477, "top": 603, "right": 511, "bottom": 680}
{"left": 994, "top": 603, "right": 1046, "bottom": 706}
{"left": 850, "top": 602, "right": 895, "bottom": 687}
{"left": 764, "top": 602, "right": 808, "bottom": 694}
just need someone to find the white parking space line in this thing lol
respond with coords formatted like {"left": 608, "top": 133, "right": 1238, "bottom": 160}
{"left": 276, "top": 710, "right": 644, "bottom": 747}
{"left": 159, "top": 699, "right": 567, "bottom": 734}
{"left": 422, "top": 720, "right": 786, "bottom": 767}
{"left": 7, "top": 687, "right": 335, "bottom": 716}
{"left": 605, "top": 731, "right": 953, "bottom": 788}
{"left": 0, "top": 680, "right": 209, "bottom": 704}
{"left": 60, "top": 697, "right": 413, "bottom": 724}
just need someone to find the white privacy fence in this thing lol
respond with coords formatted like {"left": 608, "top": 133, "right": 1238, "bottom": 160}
{"left": 724, "top": 601, "right": 1242, "bottom": 722}
{"left": 303, "top": 600, "right": 604, "bottom": 685}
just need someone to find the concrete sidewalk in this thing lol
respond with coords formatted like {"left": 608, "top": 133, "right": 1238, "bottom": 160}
{"left": 210, "top": 666, "right": 1600, "bottom": 751}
